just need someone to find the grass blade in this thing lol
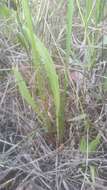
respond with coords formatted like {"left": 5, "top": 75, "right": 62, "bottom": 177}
{"left": 13, "top": 67, "right": 36, "bottom": 110}
{"left": 80, "top": 134, "right": 100, "bottom": 153}
{"left": 66, "top": 0, "right": 74, "bottom": 61}
{"left": 13, "top": 67, "right": 45, "bottom": 123}
{"left": 21, "top": 0, "right": 40, "bottom": 66}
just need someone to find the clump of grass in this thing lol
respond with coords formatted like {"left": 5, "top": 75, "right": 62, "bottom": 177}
{"left": 12, "top": 0, "right": 75, "bottom": 144}
{"left": 76, "top": 0, "right": 106, "bottom": 69}
{"left": 13, "top": 0, "right": 66, "bottom": 144}
{"left": 0, "top": 0, "right": 107, "bottom": 189}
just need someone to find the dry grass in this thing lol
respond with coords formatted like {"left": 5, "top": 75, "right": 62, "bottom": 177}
{"left": 0, "top": 0, "right": 107, "bottom": 190}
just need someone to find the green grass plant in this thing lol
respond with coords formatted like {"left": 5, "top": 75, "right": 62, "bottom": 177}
{"left": 13, "top": 0, "right": 65, "bottom": 144}
{"left": 76, "top": 0, "right": 106, "bottom": 69}
{"left": 13, "top": 0, "right": 75, "bottom": 144}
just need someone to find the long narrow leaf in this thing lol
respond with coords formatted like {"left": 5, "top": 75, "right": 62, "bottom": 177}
{"left": 13, "top": 67, "right": 45, "bottom": 123}
{"left": 13, "top": 67, "right": 36, "bottom": 110}
{"left": 66, "top": 0, "right": 74, "bottom": 61}
{"left": 22, "top": 0, "right": 40, "bottom": 66}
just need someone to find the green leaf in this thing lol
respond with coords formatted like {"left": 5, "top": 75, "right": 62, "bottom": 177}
{"left": 13, "top": 67, "right": 46, "bottom": 122}
{"left": 21, "top": 0, "right": 40, "bottom": 66}
{"left": 88, "top": 134, "right": 100, "bottom": 152}
{"left": 66, "top": 0, "right": 74, "bottom": 61}
{"left": 17, "top": 32, "right": 30, "bottom": 50}
{"left": 13, "top": 67, "right": 36, "bottom": 110}
{"left": 0, "top": 5, "right": 10, "bottom": 17}
{"left": 80, "top": 137, "right": 87, "bottom": 153}
{"left": 95, "top": 0, "right": 105, "bottom": 24}
{"left": 80, "top": 135, "right": 100, "bottom": 153}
